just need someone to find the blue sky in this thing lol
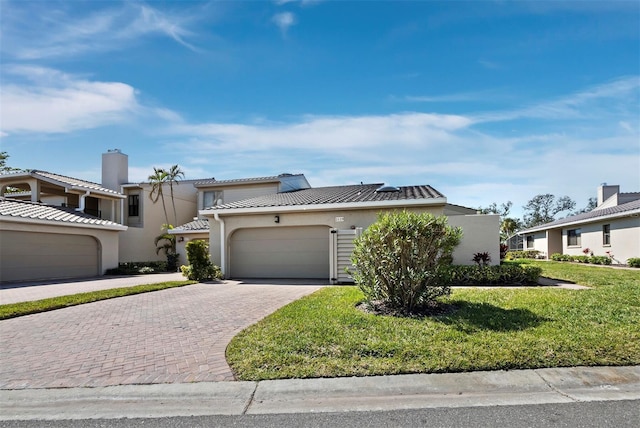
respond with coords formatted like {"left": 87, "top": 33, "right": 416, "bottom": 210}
{"left": 1, "top": 0, "right": 638, "bottom": 218}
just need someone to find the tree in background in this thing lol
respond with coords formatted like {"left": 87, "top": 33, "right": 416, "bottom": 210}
{"left": 0, "top": 152, "right": 23, "bottom": 174}
{"left": 166, "top": 164, "right": 185, "bottom": 226}
{"left": 148, "top": 167, "right": 170, "bottom": 225}
{"left": 478, "top": 201, "right": 523, "bottom": 242}
{"left": 522, "top": 194, "right": 575, "bottom": 228}
{"left": 573, "top": 197, "right": 597, "bottom": 215}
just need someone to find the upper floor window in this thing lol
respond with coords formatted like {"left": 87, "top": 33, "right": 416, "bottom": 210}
{"left": 526, "top": 235, "right": 534, "bottom": 249}
{"left": 203, "top": 191, "right": 222, "bottom": 209}
{"left": 567, "top": 228, "right": 581, "bottom": 247}
{"left": 602, "top": 224, "right": 611, "bottom": 246}
{"left": 128, "top": 194, "right": 139, "bottom": 217}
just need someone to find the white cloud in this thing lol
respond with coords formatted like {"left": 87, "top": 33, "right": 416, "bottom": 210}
{"left": 475, "top": 76, "right": 640, "bottom": 123}
{"left": 404, "top": 90, "right": 499, "bottom": 103}
{"left": 0, "top": 66, "right": 139, "bottom": 134}
{"left": 0, "top": 2, "right": 200, "bottom": 60}
{"left": 272, "top": 12, "right": 296, "bottom": 35}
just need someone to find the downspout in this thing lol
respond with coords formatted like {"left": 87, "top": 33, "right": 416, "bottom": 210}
{"left": 213, "top": 211, "right": 226, "bottom": 277}
{"left": 76, "top": 190, "right": 91, "bottom": 213}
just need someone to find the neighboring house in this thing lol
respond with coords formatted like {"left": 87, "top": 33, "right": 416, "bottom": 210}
{"left": 0, "top": 168, "right": 129, "bottom": 282}
{"left": 195, "top": 183, "right": 499, "bottom": 283}
{"left": 519, "top": 184, "right": 640, "bottom": 264}
{"left": 0, "top": 198, "right": 126, "bottom": 282}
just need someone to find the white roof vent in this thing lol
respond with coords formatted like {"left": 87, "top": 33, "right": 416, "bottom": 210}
{"left": 376, "top": 185, "right": 400, "bottom": 193}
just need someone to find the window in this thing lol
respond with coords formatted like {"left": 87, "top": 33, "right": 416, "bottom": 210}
{"left": 203, "top": 191, "right": 222, "bottom": 209}
{"left": 128, "top": 194, "right": 139, "bottom": 217}
{"left": 603, "top": 224, "right": 611, "bottom": 246}
{"left": 567, "top": 228, "right": 581, "bottom": 247}
{"left": 526, "top": 235, "right": 534, "bottom": 249}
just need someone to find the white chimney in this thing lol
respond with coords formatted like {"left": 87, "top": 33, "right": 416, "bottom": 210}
{"left": 597, "top": 183, "right": 619, "bottom": 207}
{"left": 102, "top": 149, "right": 128, "bottom": 191}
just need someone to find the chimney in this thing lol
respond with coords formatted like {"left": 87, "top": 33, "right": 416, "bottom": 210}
{"left": 102, "top": 149, "right": 128, "bottom": 191}
{"left": 597, "top": 183, "right": 619, "bottom": 206}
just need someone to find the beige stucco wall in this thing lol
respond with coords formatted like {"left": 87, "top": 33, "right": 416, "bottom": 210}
{"left": 120, "top": 183, "right": 198, "bottom": 263}
{"left": 0, "top": 220, "right": 122, "bottom": 282}
{"left": 206, "top": 206, "right": 499, "bottom": 276}
{"left": 562, "top": 217, "right": 639, "bottom": 263}
{"left": 447, "top": 214, "right": 500, "bottom": 265}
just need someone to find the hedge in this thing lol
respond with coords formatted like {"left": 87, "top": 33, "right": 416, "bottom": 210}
{"left": 445, "top": 264, "right": 542, "bottom": 286}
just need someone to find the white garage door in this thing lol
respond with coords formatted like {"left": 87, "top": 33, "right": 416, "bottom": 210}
{"left": 230, "top": 226, "right": 330, "bottom": 279}
{"left": 0, "top": 231, "right": 99, "bottom": 282}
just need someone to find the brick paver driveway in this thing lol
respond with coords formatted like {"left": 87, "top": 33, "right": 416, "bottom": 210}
{"left": 0, "top": 281, "right": 324, "bottom": 389}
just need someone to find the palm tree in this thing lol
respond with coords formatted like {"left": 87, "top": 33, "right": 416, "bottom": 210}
{"left": 166, "top": 165, "right": 185, "bottom": 226}
{"left": 148, "top": 167, "right": 169, "bottom": 226}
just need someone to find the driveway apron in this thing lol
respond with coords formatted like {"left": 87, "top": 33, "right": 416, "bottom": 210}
{"left": 0, "top": 282, "right": 323, "bottom": 389}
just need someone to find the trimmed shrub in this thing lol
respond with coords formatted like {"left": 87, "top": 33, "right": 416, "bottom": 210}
{"left": 628, "top": 258, "right": 640, "bottom": 268}
{"left": 351, "top": 211, "right": 462, "bottom": 314}
{"left": 446, "top": 264, "right": 541, "bottom": 286}
{"left": 106, "top": 261, "right": 167, "bottom": 275}
{"left": 505, "top": 250, "right": 540, "bottom": 260}
{"left": 180, "top": 240, "right": 222, "bottom": 282}
{"left": 589, "top": 256, "right": 611, "bottom": 265}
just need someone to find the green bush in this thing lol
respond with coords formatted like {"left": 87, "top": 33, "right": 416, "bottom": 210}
{"left": 351, "top": 211, "right": 462, "bottom": 314}
{"left": 572, "top": 255, "right": 590, "bottom": 263}
{"left": 628, "top": 258, "right": 640, "bottom": 268}
{"left": 446, "top": 264, "right": 541, "bottom": 286}
{"left": 105, "top": 261, "right": 167, "bottom": 275}
{"left": 551, "top": 253, "right": 570, "bottom": 261}
{"left": 180, "top": 240, "right": 222, "bottom": 282}
{"left": 588, "top": 256, "right": 611, "bottom": 265}
{"left": 505, "top": 250, "right": 540, "bottom": 260}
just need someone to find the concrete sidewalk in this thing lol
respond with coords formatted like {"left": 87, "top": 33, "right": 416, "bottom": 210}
{"left": 1, "top": 366, "right": 638, "bottom": 420}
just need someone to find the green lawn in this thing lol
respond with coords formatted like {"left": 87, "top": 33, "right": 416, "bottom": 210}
{"left": 0, "top": 280, "right": 195, "bottom": 320}
{"left": 227, "top": 261, "right": 640, "bottom": 380}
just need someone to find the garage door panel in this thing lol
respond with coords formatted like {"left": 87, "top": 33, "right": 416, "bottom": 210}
{"left": 230, "top": 226, "right": 329, "bottom": 279}
{"left": 0, "top": 231, "right": 99, "bottom": 282}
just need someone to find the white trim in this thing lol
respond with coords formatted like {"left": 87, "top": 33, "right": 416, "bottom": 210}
{"left": 167, "top": 228, "right": 209, "bottom": 235}
{"left": 213, "top": 212, "right": 226, "bottom": 277}
{"left": 199, "top": 197, "right": 448, "bottom": 218}
{"left": 520, "top": 209, "right": 640, "bottom": 234}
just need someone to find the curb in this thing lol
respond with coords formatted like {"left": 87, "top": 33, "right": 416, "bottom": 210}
{"left": 1, "top": 366, "right": 638, "bottom": 421}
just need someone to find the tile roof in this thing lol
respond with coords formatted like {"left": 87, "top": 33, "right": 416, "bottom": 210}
{"left": 0, "top": 170, "right": 124, "bottom": 197}
{"left": 194, "top": 174, "right": 305, "bottom": 187}
{"left": 0, "top": 198, "right": 126, "bottom": 229}
{"left": 171, "top": 218, "right": 210, "bottom": 232}
{"left": 208, "top": 183, "right": 445, "bottom": 210}
{"left": 521, "top": 198, "right": 640, "bottom": 233}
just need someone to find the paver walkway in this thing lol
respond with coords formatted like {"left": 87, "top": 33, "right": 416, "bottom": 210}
{"left": 0, "top": 281, "right": 324, "bottom": 389}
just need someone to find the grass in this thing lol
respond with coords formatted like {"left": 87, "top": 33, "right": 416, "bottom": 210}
{"left": 0, "top": 280, "right": 196, "bottom": 320}
{"left": 227, "top": 261, "right": 640, "bottom": 380}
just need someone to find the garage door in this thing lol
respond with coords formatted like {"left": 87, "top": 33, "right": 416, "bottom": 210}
{"left": 0, "top": 231, "right": 99, "bottom": 282}
{"left": 230, "top": 226, "right": 330, "bottom": 279}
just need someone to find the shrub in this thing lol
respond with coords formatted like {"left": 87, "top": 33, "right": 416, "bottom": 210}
{"left": 472, "top": 251, "right": 492, "bottom": 267}
{"left": 505, "top": 250, "right": 540, "bottom": 260}
{"left": 499, "top": 243, "right": 509, "bottom": 260}
{"left": 628, "top": 258, "right": 640, "bottom": 268}
{"left": 572, "top": 255, "right": 590, "bottom": 263}
{"left": 589, "top": 256, "right": 611, "bottom": 265}
{"left": 105, "top": 261, "right": 167, "bottom": 275}
{"left": 180, "top": 240, "right": 222, "bottom": 282}
{"left": 446, "top": 264, "right": 541, "bottom": 286}
{"left": 551, "top": 253, "right": 569, "bottom": 262}
{"left": 351, "top": 211, "right": 462, "bottom": 314}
